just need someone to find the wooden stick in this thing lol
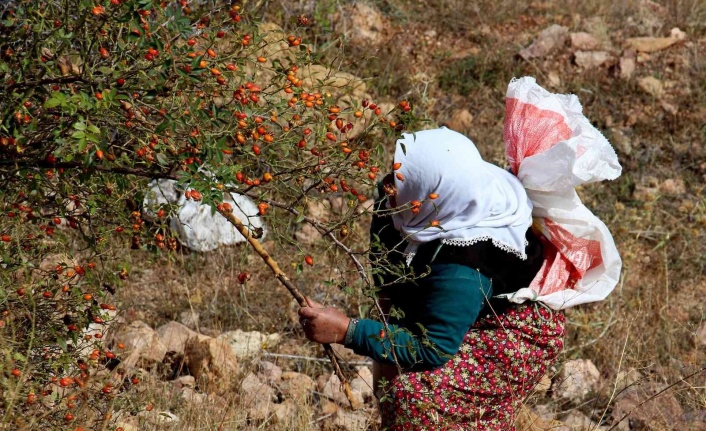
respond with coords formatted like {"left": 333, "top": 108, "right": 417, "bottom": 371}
{"left": 218, "top": 208, "right": 360, "bottom": 410}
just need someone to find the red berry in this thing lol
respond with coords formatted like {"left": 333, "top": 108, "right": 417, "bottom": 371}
{"left": 304, "top": 255, "right": 314, "bottom": 266}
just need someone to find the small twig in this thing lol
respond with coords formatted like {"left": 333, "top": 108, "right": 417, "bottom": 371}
{"left": 217, "top": 209, "right": 360, "bottom": 410}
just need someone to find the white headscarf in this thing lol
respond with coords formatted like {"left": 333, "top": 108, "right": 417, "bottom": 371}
{"left": 389, "top": 127, "right": 533, "bottom": 263}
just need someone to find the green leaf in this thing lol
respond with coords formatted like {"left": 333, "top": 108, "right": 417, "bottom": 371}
{"left": 73, "top": 122, "right": 86, "bottom": 131}
{"left": 87, "top": 124, "right": 100, "bottom": 134}
{"left": 71, "top": 131, "right": 85, "bottom": 139}
{"left": 44, "top": 97, "right": 62, "bottom": 108}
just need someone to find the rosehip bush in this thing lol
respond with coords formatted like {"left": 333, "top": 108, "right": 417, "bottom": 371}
{"left": 0, "top": 0, "right": 412, "bottom": 428}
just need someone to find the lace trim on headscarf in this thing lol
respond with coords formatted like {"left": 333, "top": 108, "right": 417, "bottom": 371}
{"left": 404, "top": 236, "right": 528, "bottom": 266}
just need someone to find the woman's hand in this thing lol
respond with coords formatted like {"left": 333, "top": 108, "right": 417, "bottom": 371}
{"left": 298, "top": 298, "right": 351, "bottom": 344}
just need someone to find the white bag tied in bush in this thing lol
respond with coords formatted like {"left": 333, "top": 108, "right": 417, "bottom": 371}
{"left": 502, "top": 77, "right": 622, "bottom": 309}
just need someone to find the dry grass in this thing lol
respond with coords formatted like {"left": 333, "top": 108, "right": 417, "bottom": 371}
{"left": 106, "top": 0, "right": 706, "bottom": 429}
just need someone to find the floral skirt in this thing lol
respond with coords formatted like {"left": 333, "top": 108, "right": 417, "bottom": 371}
{"left": 380, "top": 302, "right": 565, "bottom": 430}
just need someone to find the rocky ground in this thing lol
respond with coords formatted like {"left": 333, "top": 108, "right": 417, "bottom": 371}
{"left": 108, "top": 1, "right": 706, "bottom": 430}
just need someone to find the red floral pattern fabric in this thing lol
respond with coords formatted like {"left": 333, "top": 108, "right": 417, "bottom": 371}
{"left": 380, "top": 303, "right": 565, "bottom": 430}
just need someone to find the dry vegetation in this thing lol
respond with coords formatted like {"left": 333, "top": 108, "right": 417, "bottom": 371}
{"left": 67, "top": 0, "right": 706, "bottom": 429}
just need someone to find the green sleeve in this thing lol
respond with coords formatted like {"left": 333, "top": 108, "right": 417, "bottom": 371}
{"left": 347, "top": 264, "right": 492, "bottom": 369}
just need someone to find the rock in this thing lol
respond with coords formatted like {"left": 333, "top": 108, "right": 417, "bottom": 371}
{"left": 217, "top": 329, "right": 281, "bottom": 359}
{"left": 670, "top": 27, "right": 687, "bottom": 40}
{"left": 570, "top": 32, "right": 601, "bottom": 50}
{"left": 280, "top": 371, "right": 315, "bottom": 402}
{"left": 553, "top": 359, "right": 601, "bottom": 400}
{"left": 179, "top": 386, "right": 207, "bottom": 405}
{"left": 349, "top": 366, "right": 374, "bottom": 402}
{"left": 613, "top": 368, "right": 642, "bottom": 394}
{"left": 184, "top": 336, "right": 239, "bottom": 392}
{"left": 258, "top": 361, "right": 282, "bottom": 383}
{"left": 111, "top": 321, "right": 167, "bottom": 368}
{"left": 626, "top": 36, "right": 682, "bottom": 53}
{"left": 137, "top": 410, "right": 180, "bottom": 426}
{"left": 534, "top": 374, "right": 552, "bottom": 396}
{"left": 659, "top": 178, "right": 686, "bottom": 195}
{"left": 331, "top": 409, "right": 369, "bottom": 431}
{"left": 334, "top": 3, "right": 385, "bottom": 46}
{"left": 515, "top": 404, "right": 567, "bottom": 431}
{"left": 445, "top": 109, "right": 474, "bottom": 133}
{"left": 533, "top": 404, "right": 559, "bottom": 422}
{"left": 38, "top": 253, "right": 78, "bottom": 272}
{"left": 574, "top": 50, "right": 611, "bottom": 69}
{"left": 547, "top": 71, "right": 561, "bottom": 88}
{"left": 179, "top": 310, "right": 199, "bottom": 330}
{"left": 619, "top": 57, "right": 636, "bottom": 80}
{"left": 273, "top": 399, "right": 296, "bottom": 423}
{"left": 300, "top": 65, "right": 367, "bottom": 101}
{"left": 156, "top": 321, "right": 202, "bottom": 357}
{"left": 612, "top": 382, "right": 684, "bottom": 430}
{"left": 562, "top": 411, "right": 600, "bottom": 430}
{"left": 294, "top": 200, "right": 327, "bottom": 244}
{"left": 661, "top": 101, "right": 678, "bottom": 115}
{"left": 519, "top": 24, "right": 569, "bottom": 60}
{"left": 321, "top": 372, "right": 364, "bottom": 407}
{"left": 170, "top": 188, "right": 267, "bottom": 252}
{"left": 638, "top": 76, "right": 664, "bottom": 98}
{"left": 696, "top": 323, "right": 706, "bottom": 346}
{"left": 173, "top": 375, "right": 195, "bottom": 389}
{"left": 240, "top": 373, "right": 277, "bottom": 421}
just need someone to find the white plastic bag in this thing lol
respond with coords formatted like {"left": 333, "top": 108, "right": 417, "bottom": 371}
{"left": 502, "top": 77, "right": 622, "bottom": 309}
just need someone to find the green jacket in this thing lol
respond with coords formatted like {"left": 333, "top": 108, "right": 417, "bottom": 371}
{"left": 345, "top": 191, "right": 493, "bottom": 370}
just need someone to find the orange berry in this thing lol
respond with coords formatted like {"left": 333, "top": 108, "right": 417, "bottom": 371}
{"left": 429, "top": 193, "right": 439, "bottom": 200}
{"left": 396, "top": 173, "right": 405, "bottom": 181}
{"left": 304, "top": 255, "right": 314, "bottom": 266}
{"left": 430, "top": 220, "right": 440, "bottom": 227}
{"left": 393, "top": 162, "right": 402, "bottom": 170}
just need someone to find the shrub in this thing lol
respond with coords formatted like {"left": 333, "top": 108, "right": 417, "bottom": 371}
{"left": 0, "top": 0, "right": 411, "bottom": 428}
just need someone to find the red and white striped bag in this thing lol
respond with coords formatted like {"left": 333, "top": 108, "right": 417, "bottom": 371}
{"left": 503, "top": 77, "right": 622, "bottom": 309}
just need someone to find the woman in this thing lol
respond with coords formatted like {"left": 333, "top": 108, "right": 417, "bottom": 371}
{"left": 299, "top": 78, "right": 622, "bottom": 430}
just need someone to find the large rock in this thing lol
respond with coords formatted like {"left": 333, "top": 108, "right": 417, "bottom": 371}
{"left": 331, "top": 409, "right": 369, "bottom": 431}
{"left": 111, "top": 321, "right": 167, "bottom": 368}
{"left": 184, "top": 336, "right": 239, "bottom": 392}
{"left": 280, "top": 371, "right": 315, "bottom": 402}
{"left": 217, "top": 329, "right": 281, "bottom": 359}
{"left": 349, "top": 366, "right": 374, "bottom": 403}
{"left": 299, "top": 65, "right": 367, "bottom": 101}
{"left": 519, "top": 25, "right": 569, "bottom": 59}
{"left": 553, "top": 359, "right": 601, "bottom": 401}
{"left": 574, "top": 51, "right": 612, "bottom": 69}
{"left": 612, "top": 382, "right": 684, "bottom": 430}
{"left": 638, "top": 76, "right": 664, "bottom": 98}
{"left": 619, "top": 56, "right": 636, "bottom": 80}
{"left": 561, "top": 411, "right": 602, "bottom": 430}
{"left": 320, "top": 372, "right": 367, "bottom": 407}
{"left": 570, "top": 32, "right": 601, "bottom": 50}
{"left": 334, "top": 3, "right": 385, "bottom": 46}
{"left": 626, "top": 33, "right": 684, "bottom": 53}
{"left": 240, "top": 373, "right": 277, "bottom": 421}
{"left": 258, "top": 361, "right": 282, "bottom": 383}
{"left": 156, "top": 321, "right": 204, "bottom": 357}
